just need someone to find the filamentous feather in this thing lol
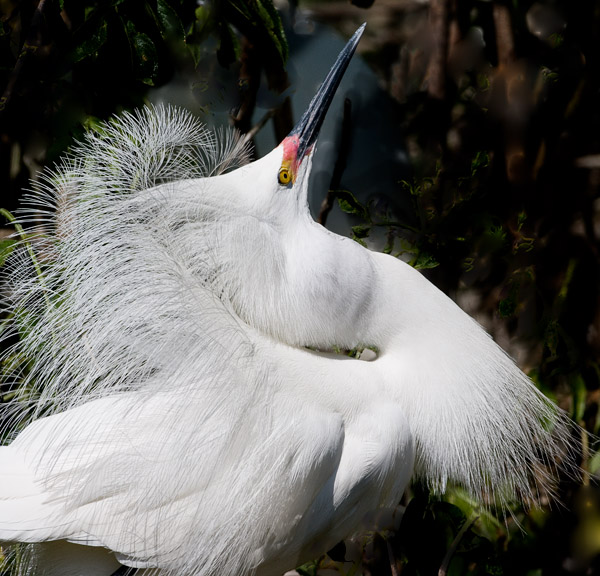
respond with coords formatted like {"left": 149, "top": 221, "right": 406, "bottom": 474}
{"left": 2, "top": 105, "right": 252, "bottom": 427}
{"left": 0, "top": 103, "right": 578, "bottom": 576}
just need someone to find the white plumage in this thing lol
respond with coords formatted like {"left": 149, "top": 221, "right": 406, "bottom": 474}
{"left": 0, "top": 27, "right": 576, "bottom": 576}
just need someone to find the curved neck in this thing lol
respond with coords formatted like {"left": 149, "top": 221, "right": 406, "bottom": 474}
{"left": 227, "top": 219, "right": 379, "bottom": 350}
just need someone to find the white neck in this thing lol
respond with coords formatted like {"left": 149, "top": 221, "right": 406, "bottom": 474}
{"left": 221, "top": 216, "right": 379, "bottom": 350}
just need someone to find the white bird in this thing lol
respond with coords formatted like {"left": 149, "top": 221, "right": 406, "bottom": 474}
{"left": 0, "top": 24, "right": 577, "bottom": 576}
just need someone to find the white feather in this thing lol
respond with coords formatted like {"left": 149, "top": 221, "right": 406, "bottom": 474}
{"left": 0, "top": 105, "right": 577, "bottom": 575}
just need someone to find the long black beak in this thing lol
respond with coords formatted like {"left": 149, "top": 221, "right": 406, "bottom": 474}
{"left": 289, "top": 23, "right": 366, "bottom": 161}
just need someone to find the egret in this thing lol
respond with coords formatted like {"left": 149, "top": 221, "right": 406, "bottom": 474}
{"left": 0, "top": 24, "right": 577, "bottom": 576}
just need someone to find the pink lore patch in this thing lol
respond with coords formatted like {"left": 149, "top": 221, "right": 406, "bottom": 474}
{"left": 281, "top": 135, "right": 300, "bottom": 175}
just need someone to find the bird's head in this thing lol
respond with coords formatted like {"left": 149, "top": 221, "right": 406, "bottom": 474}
{"left": 217, "top": 24, "right": 365, "bottom": 225}
{"left": 274, "top": 23, "right": 365, "bottom": 201}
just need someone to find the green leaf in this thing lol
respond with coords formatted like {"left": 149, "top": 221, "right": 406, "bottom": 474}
{"left": 186, "top": 5, "right": 216, "bottom": 66}
{"left": 470, "top": 150, "right": 489, "bottom": 176}
{"left": 84, "top": 6, "right": 96, "bottom": 21}
{"left": 194, "top": 3, "right": 213, "bottom": 34}
{"left": 498, "top": 295, "right": 516, "bottom": 318}
{"left": 571, "top": 372, "right": 587, "bottom": 423}
{"left": 444, "top": 487, "right": 503, "bottom": 542}
{"left": 125, "top": 21, "right": 159, "bottom": 85}
{"left": 482, "top": 222, "right": 507, "bottom": 252}
{"left": 155, "top": 0, "right": 185, "bottom": 40}
{"left": 225, "top": 0, "right": 288, "bottom": 64}
{"left": 336, "top": 190, "right": 368, "bottom": 220}
{"left": 295, "top": 560, "right": 318, "bottom": 576}
{"left": 351, "top": 225, "right": 370, "bottom": 239}
{"left": 498, "top": 280, "right": 519, "bottom": 318}
{"left": 400, "top": 179, "right": 421, "bottom": 197}
{"left": 72, "top": 18, "right": 108, "bottom": 63}
{"left": 411, "top": 251, "right": 440, "bottom": 270}
{"left": 0, "top": 238, "right": 16, "bottom": 268}
{"left": 588, "top": 450, "right": 600, "bottom": 475}
{"left": 253, "top": 0, "right": 288, "bottom": 63}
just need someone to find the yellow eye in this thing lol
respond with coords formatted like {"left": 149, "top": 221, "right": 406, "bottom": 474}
{"left": 278, "top": 168, "right": 292, "bottom": 186}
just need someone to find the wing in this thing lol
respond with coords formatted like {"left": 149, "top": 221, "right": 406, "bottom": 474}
{"left": 0, "top": 390, "right": 344, "bottom": 573}
{"left": 0, "top": 344, "right": 414, "bottom": 576}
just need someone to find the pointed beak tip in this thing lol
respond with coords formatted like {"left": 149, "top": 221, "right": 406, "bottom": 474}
{"left": 289, "top": 24, "right": 367, "bottom": 162}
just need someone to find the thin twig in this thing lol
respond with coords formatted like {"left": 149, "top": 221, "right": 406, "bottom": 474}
{"left": 318, "top": 98, "right": 353, "bottom": 226}
{"left": 386, "top": 538, "right": 401, "bottom": 576}
{"left": 241, "top": 108, "right": 278, "bottom": 148}
{"left": 264, "top": 59, "right": 293, "bottom": 144}
{"left": 438, "top": 515, "right": 479, "bottom": 576}
{"left": 232, "top": 37, "right": 261, "bottom": 137}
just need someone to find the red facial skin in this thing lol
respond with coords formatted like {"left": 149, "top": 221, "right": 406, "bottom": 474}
{"left": 280, "top": 135, "right": 316, "bottom": 185}
{"left": 281, "top": 135, "right": 300, "bottom": 183}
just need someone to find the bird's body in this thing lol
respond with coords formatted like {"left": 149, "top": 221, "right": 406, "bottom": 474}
{"left": 0, "top": 27, "right": 576, "bottom": 576}
{"left": 0, "top": 341, "right": 413, "bottom": 575}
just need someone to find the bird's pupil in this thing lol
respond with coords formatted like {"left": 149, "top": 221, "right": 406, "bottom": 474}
{"left": 279, "top": 169, "right": 290, "bottom": 185}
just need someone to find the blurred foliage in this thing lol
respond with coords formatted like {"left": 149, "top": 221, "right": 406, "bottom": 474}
{"left": 0, "top": 0, "right": 288, "bottom": 209}
{"left": 1, "top": 0, "right": 600, "bottom": 575}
